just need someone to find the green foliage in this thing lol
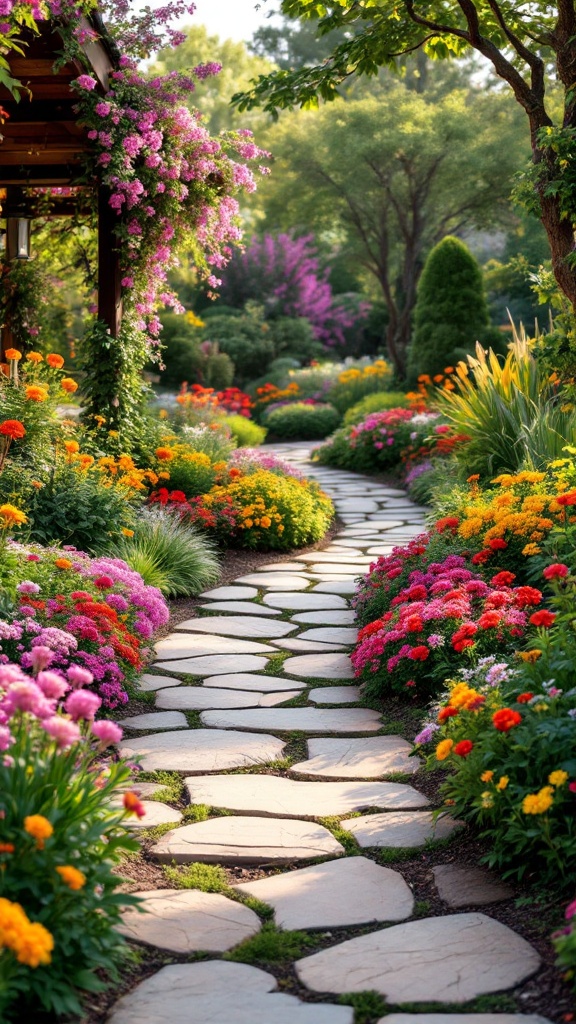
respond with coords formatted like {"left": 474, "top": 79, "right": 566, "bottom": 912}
{"left": 201, "top": 309, "right": 276, "bottom": 384}
{"left": 268, "top": 316, "right": 323, "bottom": 363}
{"left": 337, "top": 990, "right": 387, "bottom": 1023}
{"left": 162, "top": 862, "right": 229, "bottom": 893}
{"left": 158, "top": 315, "right": 235, "bottom": 390}
{"left": 224, "top": 922, "right": 316, "bottom": 964}
{"left": 79, "top": 317, "right": 152, "bottom": 449}
{"left": 220, "top": 414, "right": 267, "bottom": 447}
{"left": 553, "top": 902, "right": 576, "bottom": 994}
{"left": 27, "top": 464, "right": 137, "bottom": 555}
{"left": 159, "top": 448, "right": 224, "bottom": 498}
{"left": 407, "top": 236, "right": 492, "bottom": 382}
{"left": 109, "top": 508, "right": 220, "bottom": 598}
{"left": 343, "top": 391, "right": 410, "bottom": 425}
{"left": 328, "top": 361, "right": 393, "bottom": 413}
{"left": 264, "top": 401, "right": 341, "bottom": 439}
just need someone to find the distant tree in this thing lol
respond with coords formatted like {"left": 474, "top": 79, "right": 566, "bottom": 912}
{"left": 407, "top": 236, "right": 493, "bottom": 380}
{"left": 250, "top": 9, "right": 349, "bottom": 70}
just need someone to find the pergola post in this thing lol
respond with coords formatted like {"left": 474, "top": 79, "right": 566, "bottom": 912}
{"left": 97, "top": 184, "right": 122, "bottom": 338}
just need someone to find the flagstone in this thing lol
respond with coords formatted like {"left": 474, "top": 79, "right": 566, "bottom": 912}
{"left": 119, "top": 711, "right": 188, "bottom": 730}
{"left": 295, "top": 552, "right": 373, "bottom": 564}
{"left": 308, "top": 685, "right": 361, "bottom": 704}
{"left": 153, "top": 655, "right": 269, "bottom": 676}
{"left": 155, "top": 687, "right": 285, "bottom": 711}
{"left": 200, "top": 707, "right": 381, "bottom": 733}
{"left": 200, "top": 586, "right": 259, "bottom": 600}
{"left": 258, "top": 561, "right": 308, "bottom": 571}
{"left": 107, "top": 961, "right": 354, "bottom": 1024}
{"left": 259, "top": 691, "right": 302, "bottom": 706}
{"left": 432, "top": 864, "right": 514, "bottom": 907}
{"left": 311, "top": 581, "right": 357, "bottom": 595}
{"left": 295, "top": 913, "right": 541, "bottom": 1004}
{"left": 292, "top": 610, "right": 356, "bottom": 625}
{"left": 126, "top": 782, "right": 165, "bottom": 798}
{"left": 336, "top": 499, "right": 379, "bottom": 511}
{"left": 323, "top": 545, "right": 365, "bottom": 555}
{"left": 291, "top": 736, "right": 417, "bottom": 778}
{"left": 155, "top": 634, "right": 276, "bottom": 659}
{"left": 381, "top": 1016, "right": 553, "bottom": 1024}
{"left": 174, "top": 615, "right": 297, "bottom": 639}
{"left": 234, "top": 856, "right": 413, "bottom": 930}
{"left": 125, "top": 801, "right": 182, "bottom": 829}
{"left": 119, "top": 890, "right": 260, "bottom": 953}
{"left": 151, "top": 815, "right": 345, "bottom": 865}
{"left": 297, "top": 626, "right": 358, "bottom": 644}
{"left": 271, "top": 638, "right": 347, "bottom": 653}
{"left": 235, "top": 573, "right": 311, "bottom": 590}
{"left": 119, "top": 729, "right": 285, "bottom": 772}
{"left": 283, "top": 652, "right": 354, "bottom": 678}
{"left": 344, "top": 810, "right": 462, "bottom": 847}
{"left": 308, "top": 563, "right": 366, "bottom": 575}
{"left": 138, "top": 673, "right": 183, "bottom": 691}
{"left": 263, "top": 592, "right": 348, "bottom": 611}
{"left": 201, "top": 673, "right": 305, "bottom": 692}
{"left": 199, "top": 601, "right": 280, "bottom": 616}
{"left": 185, "top": 774, "right": 426, "bottom": 817}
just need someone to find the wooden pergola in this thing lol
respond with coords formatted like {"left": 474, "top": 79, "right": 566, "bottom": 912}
{"left": 0, "top": 14, "right": 122, "bottom": 355}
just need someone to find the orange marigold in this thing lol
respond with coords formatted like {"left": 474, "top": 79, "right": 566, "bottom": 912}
{"left": 61, "top": 377, "right": 78, "bottom": 394}
{"left": 4, "top": 348, "right": 21, "bottom": 361}
{"left": 0, "top": 420, "right": 25, "bottom": 440}
{"left": 155, "top": 447, "right": 174, "bottom": 461}
{"left": 25, "top": 385, "right": 49, "bottom": 403}
{"left": 46, "top": 353, "right": 64, "bottom": 369}
{"left": 54, "top": 558, "right": 73, "bottom": 570}
{"left": 26, "top": 351, "right": 43, "bottom": 363}
{"left": 55, "top": 865, "right": 86, "bottom": 890}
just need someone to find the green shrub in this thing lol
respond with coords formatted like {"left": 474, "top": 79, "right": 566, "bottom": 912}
{"left": 201, "top": 310, "right": 275, "bottom": 384}
{"left": 220, "top": 415, "right": 267, "bottom": 447}
{"left": 407, "top": 236, "right": 492, "bottom": 381}
{"left": 177, "top": 424, "right": 236, "bottom": 462}
{"left": 343, "top": 391, "right": 410, "bottom": 425}
{"left": 158, "top": 314, "right": 235, "bottom": 390}
{"left": 158, "top": 447, "right": 224, "bottom": 498}
{"left": 268, "top": 317, "right": 323, "bottom": 364}
{"left": 110, "top": 508, "right": 220, "bottom": 597}
{"left": 327, "top": 359, "right": 393, "bottom": 413}
{"left": 264, "top": 402, "right": 341, "bottom": 439}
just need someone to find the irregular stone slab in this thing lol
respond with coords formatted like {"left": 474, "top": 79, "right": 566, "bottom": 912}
{"left": 151, "top": 816, "right": 345, "bottom": 865}
{"left": 125, "top": 782, "right": 165, "bottom": 797}
{"left": 120, "top": 729, "right": 285, "bottom": 773}
{"left": 433, "top": 864, "right": 514, "bottom": 907}
{"left": 308, "top": 686, "right": 361, "bottom": 704}
{"left": 295, "top": 913, "right": 541, "bottom": 1004}
{"left": 312, "top": 581, "right": 357, "bottom": 595}
{"left": 291, "top": 736, "right": 417, "bottom": 778}
{"left": 345, "top": 810, "right": 462, "bottom": 848}
{"left": 310, "top": 573, "right": 365, "bottom": 583}
{"left": 138, "top": 673, "right": 182, "bottom": 692}
{"left": 155, "top": 634, "right": 276, "bottom": 659}
{"left": 156, "top": 687, "right": 275, "bottom": 710}
{"left": 153, "top": 655, "right": 269, "bottom": 676}
{"left": 365, "top": 518, "right": 423, "bottom": 529}
{"left": 366, "top": 546, "right": 398, "bottom": 555}
{"left": 297, "top": 627, "right": 358, "bottom": 644}
{"left": 308, "top": 564, "right": 366, "bottom": 575}
{"left": 200, "top": 708, "right": 381, "bottom": 733}
{"left": 296, "top": 552, "right": 373, "bottom": 564}
{"left": 201, "top": 673, "right": 305, "bottom": 692}
{"left": 185, "top": 775, "right": 426, "bottom": 818}
{"left": 292, "top": 610, "right": 356, "bottom": 625}
{"left": 235, "top": 573, "right": 311, "bottom": 590}
{"left": 125, "top": 801, "right": 182, "bottom": 829}
{"left": 201, "top": 585, "right": 259, "bottom": 600}
{"left": 199, "top": 601, "right": 280, "bottom": 616}
{"left": 330, "top": 538, "right": 381, "bottom": 548}
{"left": 258, "top": 561, "right": 308, "bottom": 571}
{"left": 175, "top": 615, "right": 296, "bottom": 639}
{"left": 263, "top": 592, "right": 348, "bottom": 611}
{"left": 260, "top": 691, "right": 301, "bottom": 706}
{"left": 119, "top": 711, "right": 188, "bottom": 731}
{"left": 336, "top": 499, "right": 379, "bottom": 511}
{"left": 119, "top": 890, "right": 260, "bottom": 953}
{"left": 107, "top": 961, "right": 353, "bottom": 1024}
{"left": 284, "top": 652, "right": 354, "bottom": 679}
{"left": 271, "top": 638, "right": 347, "bottom": 653}
{"left": 381, "top": 1017, "right": 552, "bottom": 1024}
{"left": 323, "top": 546, "right": 365, "bottom": 557}
{"left": 234, "top": 856, "right": 413, "bottom": 930}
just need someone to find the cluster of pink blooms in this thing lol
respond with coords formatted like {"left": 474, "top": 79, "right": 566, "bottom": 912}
{"left": 229, "top": 448, "right": 306, "bottom": 480}
{"left": 0, "top": 654, "right": 123, "bottom": 760}
{"left": 352, "top": 557, "right": 539, "bottom": 697}
{"left": 349, "top": 407, "right": 415, "bottom": 449}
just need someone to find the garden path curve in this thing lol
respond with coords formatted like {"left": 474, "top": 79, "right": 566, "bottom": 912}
{"left": 109, "top": 444, "right": 552, "bottom": 1024}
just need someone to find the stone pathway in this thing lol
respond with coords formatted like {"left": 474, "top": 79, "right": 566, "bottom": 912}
{"left": 110, "top": 444, "right": 551, "bottom": 1024}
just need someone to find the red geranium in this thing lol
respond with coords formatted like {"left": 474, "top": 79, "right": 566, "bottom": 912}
{"left": 517, "top": 692, "right": 534, "bottom": 704}
{"left": 0, "top": 419, "right": 25, "bottom": 439}
{"left": 556, "top": 491, "right": 576, "bottom": 506}
{"left": 529, "top": 610, "right": 556, "bottom": 627}
{"left": 409, "top": 645, "right": 430, "bottom": 661}
{"left": 543, "top": 563, "right": 569, "bottom": 580}
{"left": 438, "top": 706, "right": 459, "bottom": 722}
{"left": 514, "top": 586, "right": 543, "bottom": 608}
{"left": 491, "top": 571, "right": 516, "bottom": 587}
{"left": 435, "top": 516, "right": 460, "bottom": 534}
{"left": 488, "top": 538, "right": 507, "bottom": 551}
{"left": 478, "top": 610, "right": 502, "bottom": 629}
{"left": 471, "top": 550, "right": 492, "bottom": 565}
{"left": 454, "top": 739, "right": 474, "bottom": 757}
{"left": 493, "top": 708, "right": 522, "bottom": 732}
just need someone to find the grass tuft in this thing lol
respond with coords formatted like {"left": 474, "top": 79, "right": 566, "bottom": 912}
{"left": 338, "top": 990, "right": 387, "bottom": 1023}
{"left": 224, "top": 922, "right": 316, "bottom": 964}
{"left": 163, "top": 861, "right": 230, "bottom": 893}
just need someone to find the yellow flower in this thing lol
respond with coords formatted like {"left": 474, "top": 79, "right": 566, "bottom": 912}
{"left": 108, "top": 430, "right": 119, "bottom": 438}
{"left": 481, "top": 791, "right": 494, "bottom": 809}
{"left": 435, "top": 738, "right": 454, "bottom": 761}
{"left": 522, "top": 543, "right": 541, "bottom": 556}
{"left": 25, "top": 385, "right": 49, "bottom": 402}
{"left": 480, "top": 770, "right": 494, "bottom": 783}
{"left": 532, "top": 703, "right": 549, "bottom": 713}
{"left": 121, "top": 527, "right": 135, "bottom": 537}
{"left": 517, "top": 650, "right": 542, "bottom": 663}
{"left": 26, "top": 351, "right": 43, "bottom": 363}
{"left": 94, "top": 414, "right": 106, "bottom": 426}
{"left": 522, "top": 786, "right": 554, "bottom": 815}
{"left": 260, "top": 515, "right": 271, "bottom": 528}
{"left": 158, "top": 471, "right": 170, "bottom": 480}
{"left": 548, "top": 770, "right": 568, "bottom": 787}
{"left": 158, "top": 409, "right": 168, "bottom": 419}
{"left": 0, "top": 898, "right": 53, "bottom": 967}
{"left": 61, "top": 377, "right": 78, "bottom": 394}
{"left": 78, "top": 455, "right": 94, "bottom": 470}
{"left": 55, "top": 865, "right": 86, "bottom": 890}
{"left": 24, "top": 814, "right": 53, "bottom": 849}
{"left": 496, "top": 776, "right": 509, "bottom": 790}
{"left": 0, "top": 504, "right": 27, "bottom": 528}
{"left": 64, "top": 440, "right": 80, "bottom": 454}
{"left": 155, "top": 447, "right": 174, "bottom": 461}
{"left": 244, "top": 518, "right": 254, "bottom": 528}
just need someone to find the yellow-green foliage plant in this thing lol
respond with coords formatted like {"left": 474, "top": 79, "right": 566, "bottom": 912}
{"left": 435, "top": 331, "right": 576, "bottom": 478}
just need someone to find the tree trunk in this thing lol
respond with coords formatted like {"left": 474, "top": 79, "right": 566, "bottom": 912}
{"left": 539, "top": 193, "right": 576, "bottom": 308}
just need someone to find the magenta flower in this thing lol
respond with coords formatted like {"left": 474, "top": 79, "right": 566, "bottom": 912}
{"left": 75, "top": 74, "right": 97, "bottom": 90}
{"left": 37, "top": 671, "right": 70, "bottom": 700}
{"left": 29, "top": 646, "right": 54, "bottom": 673}
{"left": 42, "top": 716, "right": 81, "bottom": 748}
{"left": 66, "top": 665, "right": 94, "bottom": 689}
{"left": 92, "top": 719, "right": 123, "bottom": 746}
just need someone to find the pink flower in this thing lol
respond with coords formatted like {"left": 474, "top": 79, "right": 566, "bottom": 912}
{"left": 29, "top": 646, "right": 53, "bottom": 673}
{"left": 42, "top": 716, "right": 81, "bottom": 748}
{"left": 37, "top": 671, "right": 69, "bottom": 700}
{"left": 565, "top": 899, "right": 576, "bottom": 920}
{"left": 92, "top": 719, "right": 123, "bottom": 746}
{"left": 75, "top": 74, "right": 97, "bottom": 90}
{"left": 17, "top": 581, "right": 41, "bottom": 595}
{"left": 0, "top": 725, "right": 14, "bottom": 752}
{"left": 65, "top": 689, "right": 101, "bottom": 721}
{"left": 543, "top": 563, "right": 570, "bottom": 580}
{"left": 66, "top": 665, "right": 94, "bottom": 689}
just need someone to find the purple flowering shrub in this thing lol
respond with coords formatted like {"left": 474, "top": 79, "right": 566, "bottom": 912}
{"left": 0, "top": 543, "right": 169, "bottom": 709}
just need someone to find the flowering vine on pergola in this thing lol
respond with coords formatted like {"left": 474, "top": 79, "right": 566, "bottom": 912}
{"left": 0, "top": 1, "right": 267, "bottom": 438}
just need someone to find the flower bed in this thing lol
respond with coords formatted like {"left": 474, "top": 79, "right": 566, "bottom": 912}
{"left": 315, "top": 408, "right": 441, "bottom": 473}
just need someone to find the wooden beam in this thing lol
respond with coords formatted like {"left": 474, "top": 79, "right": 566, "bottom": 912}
{"left": 97, "top": 185, "right": 122, "bottom": 338}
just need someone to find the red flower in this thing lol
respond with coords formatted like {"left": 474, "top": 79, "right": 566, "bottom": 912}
{"left": 514, "top": 586, "right": 543, "bottom": 608}
{"left": 0, "top": 419, "right": 25, "bottom": 440}
{"left": 491, "top": 571, "right": 516, "bottom": 586}
{"left": 529, "top": 610, "right": 556, "bottom": 627}
{"left": 435, "top": 516, "right": 459, "bottom": 534}
{"left": 493, "top": 708, "right": 522, "bottom": 732}
{"left": 471, "top": 550, "right": 492, "bottom": 565}
{"left": 454, "top": 739, "right": 474, "bottom": 757}
{"left": 438, "top": 706, "right": 458, "bottom": 722}
{"left": 409, "top": 645, "right": 430, "bottom": 661}
{"left": 405, "top": 615, "right": 424, "bottom": 633}
{"left": 451, "top": 623, "right": 477, "bottom": 652}
{"left": 543, "top": 563, "right": 569, "bottom": 580}
{"left": 569, "top": 782, "right": 576, "bottom": 793}
{"left": 94, "top": 575, "right": 114, "bottom": 590}
{"left": 478, "top": 610, "right": 502, "bottom": 629}
{"left": 556, "top": 491, "right": 576, "bottom": 506}
{"left": 517, "top": 692, "right": 534, "bottom": 704}
{"left": 123, "top": 792, "right": 146, "bottom": 818}
{"left": 488, "top": 538, "right": 507, "bottom": 551}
